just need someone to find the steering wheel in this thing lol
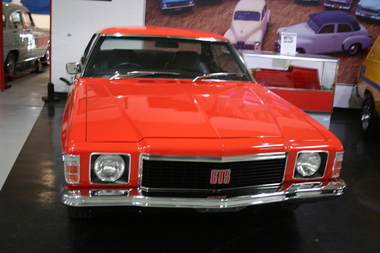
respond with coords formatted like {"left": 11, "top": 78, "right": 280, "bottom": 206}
{"left": 257, "top": 79, "right": 272, "bottom": 87}
{"left": 114, "top": 62, "right": 143, "bottom": 69}
{"left": 306, "top": 83, "right": 320, "bottom": 90}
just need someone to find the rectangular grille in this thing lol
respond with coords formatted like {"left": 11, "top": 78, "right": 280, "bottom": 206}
{"left": 362, "top": 8, "right": 377, "bottom": 14}
{"left": 140, "top": 154, "right": 286, "bottom": 191}
{"left": 167, "top": 1, "right": 191, "bottom": 8}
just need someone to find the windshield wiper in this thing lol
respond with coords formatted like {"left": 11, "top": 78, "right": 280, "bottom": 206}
{"left": 192, "top": 72, "right": 246, "bottom": 82}
{"left": 110, "top": 71, "right": 180, "bottom": 80}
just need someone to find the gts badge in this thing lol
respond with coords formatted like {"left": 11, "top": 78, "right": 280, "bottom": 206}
{"left": 210, "top": 169, "right": 231, "bottom": 185}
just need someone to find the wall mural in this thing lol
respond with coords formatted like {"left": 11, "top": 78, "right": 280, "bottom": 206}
{"left": 145, "top": 0, "right": 380, "bottom": 85}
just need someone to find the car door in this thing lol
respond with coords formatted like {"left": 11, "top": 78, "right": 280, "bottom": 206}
{"left": 20, "top": 10, "right": 48, "bottom": 60}
{"left": 7, "top": 10, "right": 30, "bottom": 62}
{"left": 314, "top": 24, "right": 336, "bottom": 54}
{"left": 335, "top": 23, "right": 354, "bottom": 51}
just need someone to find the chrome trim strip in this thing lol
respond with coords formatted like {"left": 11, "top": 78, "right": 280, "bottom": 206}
{"left": 139, "top": 183, "right": 281, "bottom": 193}
{"left": 99, "top": 33, "right": 228, "bottom": 43}
{"left": 140, "top": 152, "right": 286, "bottom": 163}
{"left": 60, "top": 179, "right": 346, "bottom": 208}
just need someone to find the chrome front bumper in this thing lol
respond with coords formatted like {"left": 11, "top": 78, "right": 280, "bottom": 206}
{"left": 60, "top": 179, "right": 346, "bottom": 209}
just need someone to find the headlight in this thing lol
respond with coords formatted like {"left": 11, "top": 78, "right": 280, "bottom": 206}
{"left": 93, "top": 155, "right": 126, "bottom": 182}
{"left": 295, "top": 152, "right": 323, "bottom": 177}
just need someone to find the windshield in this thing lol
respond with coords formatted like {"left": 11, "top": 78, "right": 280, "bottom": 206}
{"left": 234, "top": 11, "right": 261, "bottom": 21}
{"left": 307, "top": 19, "right": 320, "bottom": 33}
{"left": 83, "top": 36, "right": 251, "bottom": 81}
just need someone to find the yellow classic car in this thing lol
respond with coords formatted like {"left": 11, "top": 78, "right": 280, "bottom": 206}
{"left": 356, "top": 36, "right": 380, "bottom": 135}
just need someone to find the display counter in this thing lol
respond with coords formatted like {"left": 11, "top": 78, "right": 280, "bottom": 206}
{"left": 243, "top": 51, "right": 339, "bottom": 129}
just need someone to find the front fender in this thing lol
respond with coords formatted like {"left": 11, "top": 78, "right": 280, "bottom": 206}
{"left": 342, "top": 36, "right": 372, "bottom": 51}
{"left": 296, "top": 37, "right": 315, "bottom": 53}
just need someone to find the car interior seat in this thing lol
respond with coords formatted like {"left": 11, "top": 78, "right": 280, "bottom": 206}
{"left": 165, "top": 51, "right": 209, "bottom": 74}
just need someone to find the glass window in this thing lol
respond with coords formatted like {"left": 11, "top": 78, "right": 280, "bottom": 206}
{"left": 10, "top": 11, "right": 23, "bottom": 28}
{"left": 21, "top": 12, "right": 32, "bottom": 28}
{"left": 318, "top": 25, "right": 334, "bottom": 34}
{"left": 338, "top": 24, "right": 352, "bottom": 33}
{"left": 84, "top": 36, "right": 250, "bottom": 81}
{"left": 234, "top": 11, "right": 260, "bottom": 21}
{"left": 3, "top": 14, "right": 6, "bottom": 29}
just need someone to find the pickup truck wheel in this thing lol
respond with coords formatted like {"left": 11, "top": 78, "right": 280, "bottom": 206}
{"left": 33, "top": 59, "right": 43, "bottom": 73}
{"left": 361, "top": 93, "right": 379, "bottom": 136}
{"left": 347, "top": 43, "right": 361, "bottom": 56}
{"left": 41, "top": 47, "right": 50, "bottom": 66}
{"left": 67, "top": 206, "right": 95, "bottom": 219}
{"left": 5, "top": 53, "right": 16, "bottom": 76}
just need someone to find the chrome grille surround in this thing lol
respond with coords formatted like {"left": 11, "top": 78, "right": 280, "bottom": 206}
{"left": 139, "top": 153, "right": 287, "bottom": 194}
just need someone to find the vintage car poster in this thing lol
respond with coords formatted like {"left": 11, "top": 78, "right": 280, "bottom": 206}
{"left": 144, "top": 0, "right": 380, "bottom": 85}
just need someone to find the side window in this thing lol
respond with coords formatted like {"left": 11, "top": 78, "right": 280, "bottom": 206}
{"left": 318, "top": 24, "right": 334, "bottom": 34}
{"left": 10, "top": 11, "right": 23, "bottom": 28}
{"left": 338, "top": 24, "right": 352, "bottom": 33}
{"left": 2, "top": 14, "right": 5, "bottom": 29}
{"left": 21, "top": 12, "right": 32, "bottom": 28}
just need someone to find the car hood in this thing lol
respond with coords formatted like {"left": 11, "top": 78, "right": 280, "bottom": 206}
{"left": 83, "top": 78, "right": 327, "bottom": 142}
{"left": 229, "top": 20, "right": 262, "bottom": 41}
{"left": 277, "top": 23, "right": 314, "bottom": 37}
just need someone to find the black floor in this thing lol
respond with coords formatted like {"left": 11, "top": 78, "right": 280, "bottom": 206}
{"left": 0, "top": 102, "right": 379, "bottom": 253}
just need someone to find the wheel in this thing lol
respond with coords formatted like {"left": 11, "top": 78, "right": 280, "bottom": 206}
{"left": 296, "top": 48, "right": 305, "bottom": 54}
{"left": 67, "top": 206, "right": 95, "bottom": 219}
{"left": 347, "top": 43, "right": 361, "bottom": 56}
{"left": 361, "top": 93, "right": 379, "bottom": 136}
{"left": 5, "top": 53, "right": 16, "bottom": 76}
{"left": 41, "top": 47, "right": 50, "bottom": 66}
{"left": 33, "top": 59, "right": 43, "bottom": 73}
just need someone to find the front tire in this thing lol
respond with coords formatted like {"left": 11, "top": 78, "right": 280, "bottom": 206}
{"left": 361, "top": 93, "right": 379, "bottom": 136}
{"left": 5, "top": 53, "right": 16, "bottom": 76}
{"left": 347, "top": 43, "right": 361, "bottom": 56}
{"left": 41, "top": 47, "right": 50, "bottom": 66}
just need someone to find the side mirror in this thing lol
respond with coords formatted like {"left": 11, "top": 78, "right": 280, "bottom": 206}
{"left": 66, "top": 62, "right": 81, "bottom": 74}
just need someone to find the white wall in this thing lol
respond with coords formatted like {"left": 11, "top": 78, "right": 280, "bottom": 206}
{"left": 51, "top": 0, "right": 146, "bottom": 92}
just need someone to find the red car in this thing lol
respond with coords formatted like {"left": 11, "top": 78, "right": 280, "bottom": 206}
{"left": 61, "top": 26, "right": 346, "bottom": 218}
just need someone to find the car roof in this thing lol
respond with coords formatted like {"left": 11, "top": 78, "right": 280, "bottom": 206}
{"left": 309, "top": 11, "right": 360, "bottom": 31}
{"left": 98, "top": 26, "right": 228, "bottom": 41}
{"left": 235, "top": 0, "right": 266, "bottom": 11}
{"left": 2, "top": 2, "right": 30, "bottom": 14}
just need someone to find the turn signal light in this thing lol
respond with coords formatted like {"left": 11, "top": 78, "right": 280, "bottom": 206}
{"left": 63, "top": 154, "right": 80, "bottom": 184}
{"left": 332, "top": 152, "right": 344, "bottom": 178}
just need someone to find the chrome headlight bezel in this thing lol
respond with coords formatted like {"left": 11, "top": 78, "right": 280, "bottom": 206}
{"left": 90, "top": 153, "right": 130, "bottom": 184}
{"left": 294, "top": 151, "right": 328, "bottom": 179}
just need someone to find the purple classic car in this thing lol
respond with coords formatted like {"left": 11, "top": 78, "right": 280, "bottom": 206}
{"left": 324, "top": 0, "right": 353, "bottom": 10}
{"left": 275, "top": 11, "right": 372, "bottom": 55}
